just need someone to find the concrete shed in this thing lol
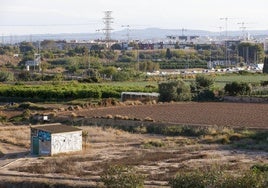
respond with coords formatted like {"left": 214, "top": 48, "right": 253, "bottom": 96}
{"left": 30, "top": 124, "right": 82, "bottom": 156}
{"left": 121, "top": 92, "right": 159, "bottom": 102}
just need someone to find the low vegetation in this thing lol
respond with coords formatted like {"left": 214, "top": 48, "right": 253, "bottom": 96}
{"left": 100, "top": 165, "right": 145, "bottom": 188}
{"left": 0, "top": 82, "right": 156, "bottom": 102}
{"left": 169, "top": 166, "right": 268, "bottom": 188}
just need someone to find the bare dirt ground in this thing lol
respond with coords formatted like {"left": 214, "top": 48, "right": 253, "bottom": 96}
{"left": 59, "top": 102, "right": 268, "bottom": 129}
{"left": 0, "top": 55, "right": 20, "bottom": 66}
{"left": 0, "top": 102, "right": 268, "bottom": 187}
{"left": 0, "top": 125, "right": 268, "bottom": 187}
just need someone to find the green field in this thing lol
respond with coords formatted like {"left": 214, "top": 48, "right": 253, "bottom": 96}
{"left": 104, "top": 74, "right": 268, "bottom": 88}
{"left": 215, "top": 73, "right": 268, "bottom": 83}
{"left": 0, "top": 73, "right": 267, "bottom": 102}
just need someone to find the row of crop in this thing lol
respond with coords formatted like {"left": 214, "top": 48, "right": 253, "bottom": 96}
{"left": 0, "top": 83, "right": 157, "bottom": 101}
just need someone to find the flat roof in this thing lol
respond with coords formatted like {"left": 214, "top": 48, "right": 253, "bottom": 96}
{"left": 121, "top": 92, "right": 159, "bottom": 97}
{"left": 31, "top": 124, "right": 81, "bottom": 134}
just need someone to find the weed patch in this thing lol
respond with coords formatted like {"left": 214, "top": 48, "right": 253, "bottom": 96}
{"left": 169, "top": 166, "right": 268, "bottom": 188}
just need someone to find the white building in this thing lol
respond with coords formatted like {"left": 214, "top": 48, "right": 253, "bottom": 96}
{"left": 30, "top": 124, "right": 82, "bottom": 156}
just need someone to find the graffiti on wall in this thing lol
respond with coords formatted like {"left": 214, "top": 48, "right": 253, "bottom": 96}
{"left": 38, "top": 130, "right": 51, "bottom": 141}
{"left": 51, "top": 132, "right": 82, "bottom": 154}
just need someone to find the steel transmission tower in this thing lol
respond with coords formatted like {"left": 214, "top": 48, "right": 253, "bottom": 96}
{"left": 103, "top": 11, "right": 113, "bottom": 43}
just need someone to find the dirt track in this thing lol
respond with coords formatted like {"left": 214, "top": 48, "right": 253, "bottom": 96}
{"left": 69, "top": 102, "right": 268, "bottom": 128}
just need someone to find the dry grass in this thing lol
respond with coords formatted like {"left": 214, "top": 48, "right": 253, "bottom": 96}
{"left": 1, "top": 125, "right": 268, "bottom": 187}
{"left": 0, "top": 125, "right": 30, "bottom": 147}
{"left": 82, "top": 126, "right": 143, "bottom": 144}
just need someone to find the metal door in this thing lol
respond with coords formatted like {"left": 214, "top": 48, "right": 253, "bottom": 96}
{"left": 32, "top": 137, "right": 39, "bottom": 155}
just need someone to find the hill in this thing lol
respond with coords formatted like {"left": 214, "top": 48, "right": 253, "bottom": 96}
{"left": 2, "top": 28, "right": 268, "bottom": 43}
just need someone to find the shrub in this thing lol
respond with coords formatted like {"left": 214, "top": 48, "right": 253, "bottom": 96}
{"left": 251, "top": 164, "right": 268, "bottom": 172}
{"left": 196, "top": 89, "right": 215, "bottom": 101}
{"left": 143, "top": 140, "right": 165, "bottom": 148}
{"left": 158, "top": 80, "right": 191, "bottom": 102}
{"left": 0, "top": 71, "right": 14, "bottom": 82}
{"left": 169, "top": 167, "right": 268, "bottom": 188}
{"left": 101, "top": 165, "right": 145, "bottom": 188}
{"left": 195, "top": 74, "right": 214, "bottom": 90}
{"left": 260, "top": 81, "right": 268, "bottom": 87}
{"left": 224, "top": 81, "right": 252, "bottom": 96}
{"left": 169, "top": 171, "right": 205, "bottom": 188}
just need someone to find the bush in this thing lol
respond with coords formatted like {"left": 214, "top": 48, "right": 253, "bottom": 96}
{"left": 224, "top": 81, "right": 252, "bottom": 96}
{"left": 169, "top": 171, "right": 205, "bottom": 188}
{"left": 251, "top": 164, "right": 268, "bottom": 172}
{"left": 0, "top": 71, "right": 14, "bottom": 82}
{"left": 143, "top": 140, "right": 165, "bottom": 148}
{"left": 260, "top": 81, "right": 268, "bottom": 86}
{"left": 101, "top": 165, "right": 145, "bottom": 188}
{"left": 169, "top": 167, "right": 268, "bottom": 188}
{"left": 195, "top": 74, "right": 214, "bottom": 90}
{"left": 196, "top": 89, "right": 215, "bottom": 101}
{"left": 158, "top": 80, "right": 191, "bottom": 102}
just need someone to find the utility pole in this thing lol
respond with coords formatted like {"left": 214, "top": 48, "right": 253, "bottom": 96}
{"left": 103, "top": 11, "right": 113, "bottom": 47}
{"left": 121, "top": 25, "right": 130, "bottom": 43}
{"left": 220, "top": 17, "right": 229, "bottom": 38}
{"left": 1, "top": 34, "right": 4, "bottom": 46}
{"left": 181, "top": 28, "right": 187, "bottom": 36}
{"left": 220, "top": 17, "right": 229, "bottom": 66}
{"left": 237, "top": 22, "right": 251, "bottom": 41}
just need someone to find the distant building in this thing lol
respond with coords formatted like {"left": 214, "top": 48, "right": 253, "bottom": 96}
{"left": 30, "top": 124, "right": 82, "bottom": 156}
{"left": 121, "top": 92, "right": 159, "bottom": 102}
{"left": 25, "top": 54, "right": 41, "bottom": 71}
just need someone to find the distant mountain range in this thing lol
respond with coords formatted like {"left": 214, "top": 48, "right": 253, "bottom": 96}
{"left": 2, "top": 28, "right": 268, "bottom": 43}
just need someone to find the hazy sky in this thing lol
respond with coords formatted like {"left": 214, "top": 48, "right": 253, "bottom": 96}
{"left": 1, "top": 0, "right": 268, "bottom": 35}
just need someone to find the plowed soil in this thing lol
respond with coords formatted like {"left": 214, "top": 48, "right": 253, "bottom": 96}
{"left": 67, "top": 102, "right": 268, "bottom": 129}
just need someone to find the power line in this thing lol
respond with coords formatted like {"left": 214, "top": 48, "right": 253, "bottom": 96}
{"left": 121, "top": 25, "right": 130, "bottom": 42}
{"left": 0, "top": 23, "right": 99, "bottom": 27}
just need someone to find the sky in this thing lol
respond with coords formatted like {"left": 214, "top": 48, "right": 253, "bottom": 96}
{"left": 1, "top": 0, "right": 268, "bottom": 35}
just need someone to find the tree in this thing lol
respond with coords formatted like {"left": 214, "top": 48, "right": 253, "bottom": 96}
{"left": 192, "top": 75, "right": 215, "bottom": 101}
{"left": 90, "top": 44, "right": 104, "bottom": 58}
{"left": 128, "top": 41, "right": 139, "bottom": 50}
{"left": 238, "top": 42, "right": 264, "bottom": 64}
{"left": 263, "top": 56, "right": 268, "bottom": 73}
{"left": 66, "top": 58, "right": 79, "bottom": 75}
{"left": 158, "top": 80, "right": 191, "bottom": 102}
{"left": 40, "top": 40, "right": 56, "bottom": 50}
{"left": 138, "top": 61, "right": 159, "bottom": 72}
{"left": 99, "top": 66, "right": 117, "bottom": 79}
{"left": 195, "top": 75, "right": 214, "bottom": 90}
{"left": 111, "top": 43, "right": 122, "bottom": 50}
{"left": 166, "top": 48, "right": 172, "bottom": 59}
{"left": 19, "top": 41, "right": 35, "bottom": 54}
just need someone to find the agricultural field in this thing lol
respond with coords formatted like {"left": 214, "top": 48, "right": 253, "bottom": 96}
{"left": 214, "top": 73, "right": 268, "bottom": 88}
{"left": 60, "top": 102, "right": 268, "bottom": 128}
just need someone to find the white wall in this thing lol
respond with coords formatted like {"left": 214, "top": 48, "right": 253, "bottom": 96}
{"left": 51, "top": 131, "right": 82, "bottom": 155}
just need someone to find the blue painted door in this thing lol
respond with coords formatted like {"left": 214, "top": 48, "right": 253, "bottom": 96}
{"left": 32, "top": 137, "right": 39, "bottom": 155}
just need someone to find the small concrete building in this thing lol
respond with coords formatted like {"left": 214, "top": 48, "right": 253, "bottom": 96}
{"left": 121, "top": 92, "right": 159, "bottom": 102}
{"left": 30, "top": 124, "right": 82, "bottom": 156}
